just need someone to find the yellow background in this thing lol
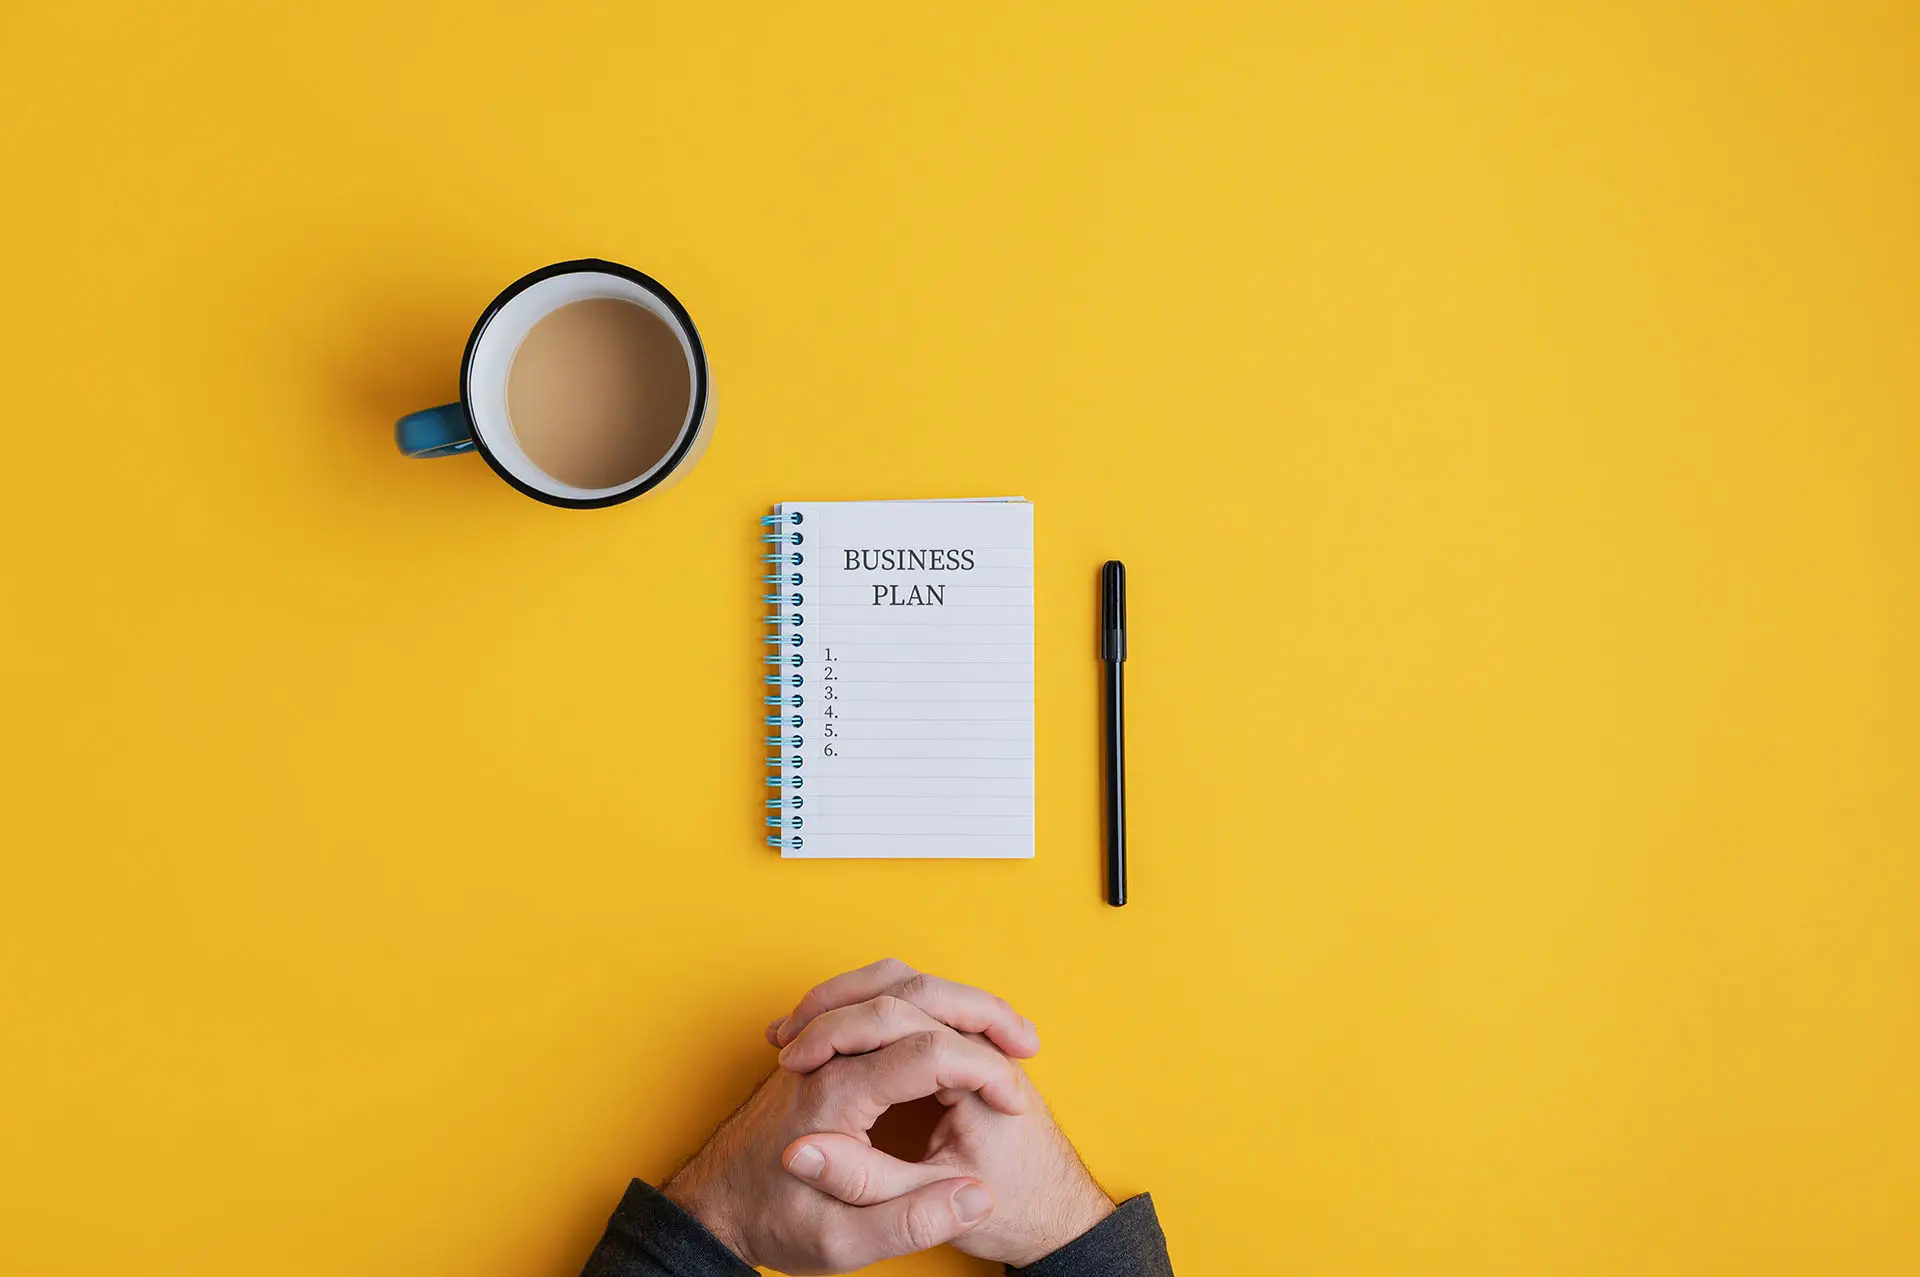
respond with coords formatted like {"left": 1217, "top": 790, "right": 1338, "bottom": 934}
{"left": 2, "top": 2, "right": 1915, "bottom": 1273}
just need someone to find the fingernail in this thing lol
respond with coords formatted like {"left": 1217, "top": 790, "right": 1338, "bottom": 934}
{"left": 775, "top": 1016, "right": 795, "bottom": 1045}
{"left": 1024, "top": 1019, "right": 1041, "bottom": 1049}
{"left": 953, "top": 1183, "right": 992, "bottom": 1223}
{"left": 777, "top": 1040, "right": 797, "bottom": 1067}
{"left": 766, "top": 1018, "right": 784, "bottom": 1039}
{"left": 787, "top": 1144, "right": 826, "bottom": 1180}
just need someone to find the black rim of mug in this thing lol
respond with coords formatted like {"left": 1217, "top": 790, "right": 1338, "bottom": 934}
{"left": 459, "top": 258, "right": 710, "bottom": 510}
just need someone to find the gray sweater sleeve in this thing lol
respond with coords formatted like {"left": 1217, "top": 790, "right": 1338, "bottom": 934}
{"left": 580, "top": 1182, "right": 1175, "bottom": 1277}
{"left": 580, "top": 1181, "right": 754, "bottom": 1277}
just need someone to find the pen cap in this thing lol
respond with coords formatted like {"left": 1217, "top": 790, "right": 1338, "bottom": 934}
{"left": 1101, "top": 560, "right": 1127, "bottom": 661}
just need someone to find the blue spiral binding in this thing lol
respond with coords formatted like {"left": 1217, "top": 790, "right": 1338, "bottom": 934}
{"left": 763, "top": 509, "right": 808, "bottom": 850}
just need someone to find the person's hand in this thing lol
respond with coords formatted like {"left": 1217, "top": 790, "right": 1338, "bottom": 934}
{"left": 775, "top": 990, "right": 1115, "bottom": 1268}
{"left": 766, "top": 957, "right": 1042, "bottom": 1062}
{"left": 662, "top": 1025, "right": 1028, "bottom": 1274}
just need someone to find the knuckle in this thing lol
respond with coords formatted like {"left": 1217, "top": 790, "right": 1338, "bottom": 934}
{"left": 842, "top": 1156, "right": 873, "bottom": 1205}
{"left": 874, "top": 957, "right": 914, "bottom": 980}
{"left": 906, "top": 1029, "right": 946, "bottom": 1061}
{"left": 893, "top": 972, "right": 933, "bottom": 1003}
{"left": 902, "top": 1201, "right": 946, "bottom": 1252}
{"left": 868, "top": 993, "right": 907, "bottom": 1026}
{"left": 816, "top": 1229, "right": 860, "bottom": 1273}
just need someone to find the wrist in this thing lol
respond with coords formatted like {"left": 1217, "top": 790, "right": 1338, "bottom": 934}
{"left": 1006, "top": 1182, "right": 1114, "bottom": 1269}
{"left": 663, "top": 1161, "right": 754, "bottom": 1268}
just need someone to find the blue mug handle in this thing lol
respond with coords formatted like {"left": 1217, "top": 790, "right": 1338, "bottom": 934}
{"left": 395, "top": 403, "right": 477, "bottom": 458}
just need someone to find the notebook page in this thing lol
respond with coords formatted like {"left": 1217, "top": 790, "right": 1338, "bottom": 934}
{"left": 774, "top": 499, "right": 1034, "bottom": 859}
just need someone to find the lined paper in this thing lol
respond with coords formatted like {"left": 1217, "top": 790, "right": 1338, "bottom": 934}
{"left": 773, "top": 499, "right": 1034, "bottom": 859}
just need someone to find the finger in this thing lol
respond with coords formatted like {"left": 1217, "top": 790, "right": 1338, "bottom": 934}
{"left": 829, "top": 1029, "right": 1029, "bottom": 1120}
{"left": 778, "top": 966, "right": 1040, "bottom": 1060}
{"left": 774, "top": 958, "right": 917, "bottom": 1046}
{"left": 822, "top": 1178, "right": 994, "bottom": 1268}
{"left": 881, "top": 973, "right": 1041, "bottom": 1059}
{"left": 765, "top": 1018, "right": 784, "bottom": 1047}
{"left": 779, "top": 995, "right": 947, "bottom": 1073}
{"left": 782, "top": 1132, "right": 950, "bottom": 1205}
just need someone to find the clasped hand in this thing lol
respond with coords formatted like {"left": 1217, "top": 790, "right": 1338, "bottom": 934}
{"left": 663, "top": 959, "right": 1113, "bottom": 1274}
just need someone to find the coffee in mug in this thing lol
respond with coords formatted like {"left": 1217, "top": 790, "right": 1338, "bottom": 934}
{"left": 506, "top": 298, "right": 692, "bottom": 490}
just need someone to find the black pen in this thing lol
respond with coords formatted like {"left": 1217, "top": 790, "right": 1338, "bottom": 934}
{"left": 1100, "top": 561, "right": 1128, "bottom": 907}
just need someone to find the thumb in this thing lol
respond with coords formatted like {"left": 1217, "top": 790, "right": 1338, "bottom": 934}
{"left": 784, "top": 1133, "right": 951, "bottom": 1205}
{"left": 833, "top": 1177, "right": 994, "bottom": 1264}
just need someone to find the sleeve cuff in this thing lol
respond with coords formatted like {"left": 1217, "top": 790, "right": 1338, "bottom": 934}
{"left": 580, "top": 1180, "right": 756, "bottom": 1277}
{"left": 1009, "top": 1194, "right": 1174, "bottom": 1277}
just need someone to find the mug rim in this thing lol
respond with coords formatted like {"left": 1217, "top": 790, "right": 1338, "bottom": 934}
{"left": 459, "top": 258, "right": 710, "bottom": 510}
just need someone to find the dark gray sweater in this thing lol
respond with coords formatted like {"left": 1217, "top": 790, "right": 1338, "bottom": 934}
{"left": 581, "top": 1180, "right": 1175, "bottom": 1276}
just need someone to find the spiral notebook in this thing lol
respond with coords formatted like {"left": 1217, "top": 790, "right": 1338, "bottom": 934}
{"left": 763, "top": 498, "right": 1035, "bottom": 859}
